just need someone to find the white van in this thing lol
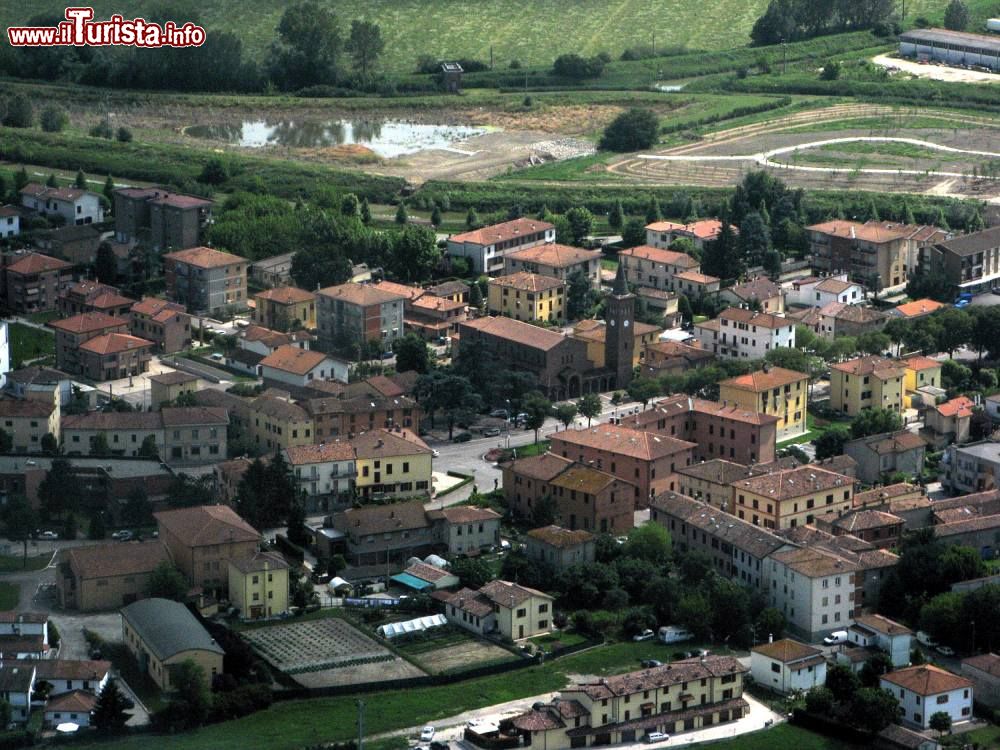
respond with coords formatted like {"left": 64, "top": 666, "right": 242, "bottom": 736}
{"left": 823, "top": 630, "right": 848, "bottom": 646}
{"left": 658, "top": 626, "right": 694, "bottom": 644}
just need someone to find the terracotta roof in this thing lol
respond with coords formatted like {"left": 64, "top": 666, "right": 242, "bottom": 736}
{"left": 62, "top": 412, "right": 163, "bottom": 431}
{"left": 858, "top": 430, "right": 927, "bottom": 455}
{"left": 164, "top": 246, "right": 244, "bottom": 269}
{"left": 131, "top": 297, "right": 186, "bottom": 317}
{"left": 814, "top": 278, "right": 856, "bottom": 294}
{"left": 479, "top": 579, "right": 552, "bottom": 607}
{"left": 866, "top": 220, "right": 948, "bottom": 244}
{"left": 751, "top": 638, "right": 822, "bottom": 663}
{"left": 572, "top": 319, "right": 661, "bottom": 345}
{"left": 675, "top": 270, "right": 720, "bottom": 284}
{"left": 449, "top": 218, "right": 554, "bottom": 246}
{"left": 411, "top": 295, "right": 464, "bottom": 313}
{"left": 894, "top": 298, "right": 946, "bottom": 318}
{"left": 229, "top": 550, "right": 289, "bottom": 575}
{"left": 963, "top": 653, "right": 1000, "bottom": 678}
{"left": 285, "top": 442, "right": 355, "bottom": 464}
{"left": 507, "top": 453, "right": 573, "bottom": 481}
{"left": 834, "top": 509, "right": 903, "bottom": 533}
{"left": 254, "top": 286, "right": 315, "bottom": 305}
{"left": 573, "top": 656, "right": 746, "bottom": 701}
{"left": 425, "top": 280, "right": 470, "bottom": 297}
{"left": 526, "top": 525, "right": 595, "bottom": 549}
{"left": 0, "top": 206, "right": 19, "bottom": 218}
{"left": 853, "top": 483, "right": 925, "bottom": 509}
{"left": 879, "top": 723, "right": 942, "bottom": 750}
{"left": 720, "top": 366, "right": 807, "bottom": 393}
{"left": 549, "top": 465, "right": 620, "bottom": 494}
{"left": 902, "top": 355, "right": 941, "bottom": 371}
{"left": 718, "top": 307, "right": 790, "bottom": 330}
{"left": 63, "top": 540, "right": 169, "bottom": 579}
{"left": 441, "top": 587, "right": 493, "bottom": 617}
{"left": 732, "top": 465, "right": 852, "bottom": 500}
{"left": 45, "top": 689, "right": 97, "bottom": 715}
{"left": 115, "top": 187, "right": 212, "bottom": 209}
{"left": 6, "top": 252, "right": 72, "bottom": 275}
{"left": 250, "top": 394, "right": 310, "bottom": 423}
{"left": 0, "top": 612, "right": 47, "bottom": 624}
{"left": 0, "top": 664, "right": 34, "bottom": 693}
{"left": 934, "top": 395, "right": 976, "bottom": 419}
{"left": 78, "top": 333, "right": 154, "bottom": 355}
{"left": 29, "top": 659, "right": 110, "bottom": 682}
{"left": 727, "top": 277, "right": 782, "bottom": 301}
{"left": 625, "top": 394, "right": 778, "bottom": 428}
{"left": 154, "top": 505, "right": 260, "bottom": 547}
{"left": 490, "top": 272, "right": 564, "bottom": 292}
{"left": 881, "top": 664, "right": 972, "bottom": 695}
{"left": 552, "top": 424, "right": 695, "bottom": 461}
{"left": 20, "top": 182, "right": 90, "bottom": 202}
{"left": 372, "top": 280, "right": 425, "bottom": 302}
{"left": 807, "top": 220, "right": 906, "bottom": 243}
{"left": 617, "top": 245, "right": 700, "bottom": 268}
{"left": 460, "top": 316, "right": 568, "bottom": 351}
{"left": 831, "top": 356, "right": 905, "bottom": 379}
{"left": 404, "top": 562, "right": 453, "bottom": 583}
{"left": 89, "top": 291, "right": 135, "bottom": 309}
{"left": 161, "top": 406, "right": 228, "bottom": 427}
{"left": 645, "top": 219, "right": 731, "bottom": 241}
{"left": 352, "top": 428, "right": 431, "bottom": 459}
{"left": 426, "top": 505, "right": 501, "bottom": 524}
{"left": 48, "top": 312, "right": 124, "bottom": 334}
{"left": 317, "top": 282, "right": 406, "bottom": 306}
{"left": 771, "top": 546, "right": 858, "bottom": 578}
{"left": 506, "top": 243, "right": 601, "bottom": 268}
{"left": 334, "top": 500, "right": 429, "bottom": 536}
{"left": 511, "top": 708, "right": 565, "bottom": 732}
{"left": 259, "top": 345, "right": 333, "bottom": 376}
{"left": 0, "top": 399, "right": 54, "bottom": 418}
{"left": 820, "top": 302, "right": 885, "bottom": 325}
{"left": 852, "top": 614, "right": 912, "bottom": 637}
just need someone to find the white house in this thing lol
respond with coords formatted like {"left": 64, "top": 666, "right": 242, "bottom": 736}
{"left": 446, "top": 218, "right": 555, "bottom": 276}
{"left": 0, "top": 612, "right": 49, "bottom": 643}
{"left": 750, "top": 638, "right": 827, "bottom": 695}
{"left": 0, "top": 206, "right": 20, "bottom": 238}
{"left": 0, "top": 663, "right": 35, "bottom": 723}
{"left": 258, "top": 344, "right": 348, "bottom": 387}
{"left": 284, "top": 443, "right": 356, "bottom": 512}
{"left": 19, "top": 183, "right": 104, "bottom": 226}
{"left": 34, "top": 659, "right": 111, "bottom": 697}
{"left": 238, "top": 326, "right": 312, "bottom": 357}
{"left": 848, "top": 614, "right": 912, "bottom": 667}
{"left": 44, "top": 690, "right": 96, "bottom": 728}
{"left": 695, "top": 307, "right": 795, "bottom": 361}
{"left": 880, "top": 664, "right": 973, "bottom": 730}
{"left": 785, "top": 274, "right": 863, "bottom": 308}
{"left": 767, "top": 547, "right": 856, "bottom": 642}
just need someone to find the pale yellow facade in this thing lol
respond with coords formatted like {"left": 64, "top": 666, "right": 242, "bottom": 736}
{"left": 735, "top": 484, "right": 854, "bottom": 530}
{"left": 355, "top": 450, "right": 432, "bottom": 499}
{"left": 903, "top": 360, "right": 943, "bottom": 408}
{"left": 248, "top": 402, "right": 314, "bottom": 453}
{"left": 719, "top": 375, "right": 808, "bottom": 441}
{"left": 254, "top": 296, "right": 317, "bottom": 331}
{"left": 227, "top": 561, "right": 289, "bottom": 620}
{"left": 831, "top": 369, "right": 904, "bottom": 416}
{"left": 487, "top": 281, "right": 565, "bottom": 323}
{"left": 122, "top": 619, "right": 222, "bottom": 691}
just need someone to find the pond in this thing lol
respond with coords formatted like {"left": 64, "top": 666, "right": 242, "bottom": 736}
{"left": 184, "top": 118, "right": 487, "bottom": 157}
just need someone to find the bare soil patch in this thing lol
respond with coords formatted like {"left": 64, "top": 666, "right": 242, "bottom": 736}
{"left": 416, "top": 638, "right": 518, "bottom": 674}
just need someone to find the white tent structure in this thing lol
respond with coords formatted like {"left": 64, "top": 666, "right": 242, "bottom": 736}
{"left": 424, "top": 554, "right": 449, "bottom": 568}
{"left": 377, "top": 614, "right": 447, "bottom": 639}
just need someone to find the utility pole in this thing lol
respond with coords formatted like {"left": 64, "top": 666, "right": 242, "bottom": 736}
{"left": 782, "top": 40, "right": 787, "bottom": 75}
{"left": 652, "top": 31, "right": 655, "bottom": 58}
{"left": 357, "top": 699, "right": 365, "bottom": 750}
{"left": 490, "top": 45, "right": 494, "bottom": 70}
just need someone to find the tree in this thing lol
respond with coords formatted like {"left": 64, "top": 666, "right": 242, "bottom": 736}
{"left": 360, "top": 197, "right": 372, "bottom": 225}
{"left": 268, "top": 1, "right": 343, "bottom": 90}
{"left": 621, "top": 523, "right": 671, "bottom": 566}
{"left": 857, "top": 331, "right": 891, "bottom": 356}
{"left": 859, "top": 652, "right": 894, "bottom": 687}
{"left": 39, "top": 458, "right": 76, "bottom": 520}
{"left": 739, "top": 211, "right": 771, "bottom": 269}
{"left": 390, "top": 225, "right": 440, "bottom": 282}
{"left": 46, "top": 174, "right": 58, "bottom": 188}
{"left": 469, "top": 282, "right": 484, "bottom": 310}
{"left": 627, "top": 377, "right": 660, "bottom": 408}
{"left": 676, "top": 591, "right": 713, "bottom": 640}
{"left": 554, "top": 403, "right": 578, "bottom": 429}
{"left": 566, "top": 269, "right": 597, "bottom": 321}
{"left": 93, "top": 679, "right": 131, "bottom": 734}
{"left": 849, "top": 687, "right": 900, "bottom": 734}
{"left": 91, "top": 433, "right": 111, "bottom": 457}
{"left": 74, "top": 169, "right": 87, "bottom": 190}
{"left": 287, "top": 495, "right": 309, "bottom": 547}
{"left": 2, "top": 94, "right": 33, "bottom": 128}
{"left": 451, "top": 557, "right": 494, "bottom": 589}
{"left": 2, "top": 496, "right": 37, "bottom": 565}
{"left": 394, "top": 334, "right": 431, "bottom": 374}
{"left": 814, "top": 425, "right": 850, "bottom": 460}
{"left": 754, "top": 607, "right": 786, "bottom": 644}
{"left": 565, "top": 207, "right": 595, "bottom": 246}
{"left": 599, "top": 108, "right": 659, "bottom": 152}
{"left": 934, "top": 307, "right": 973, "bottom": 357}
{"left": 850, "top": 408, "right": 903, "bottom": 439}
{"left": 145, "top": 561, "right": 188, "bottom": 600}
{"left": 395, "top": 202, "right": 408, "bottom": 225}
{"left": 95, "top": 242, "right": 118, "bottom": 285}
{"left": 805, "top": 686, "right": 834, "bottom": 715}
{"left": 340, "top": 193, "right": 359, "bottom": 217}
{"left": 122, "top": 487, "right": 153, "bottom": 527}
{"left": 944, "top": 0, "right": 969, "bottom": 30}
{"left": 523, "top": 391, "right": 551, "bottom": 444}
{"left": 430, "top": 205, "right": 442, "bottom": 228}
{"left": 14, "top": 167, "right": 28, "bottom": 193}
{"left": 137, "top": 434, "right": 159, "bottom": 459}
{"left": 116, "top": 127, "right": 133, "bottom": 143}
{"left": 171, "top": 659, "right": 211, "bottom": 727}
{"left": 414, "top": 372, "right": 482, "bottom": 439}
{"left": 40, "top": 432, "right": 57, "bottom": 454}
{"left": 552, "top": 53, "right": 607, "bottom": 80}
{"left": 198, "top": 157, "right": 229, "bottom": 185}
{"left": 621, "top": 218, "right": 646, "bottom": 248}
{"left": 826, "top": 663, "right": 862, "bottom": 703}
{"left": 577, "top": 393, "right": 602, "bottom": 427}
{"left": 0, "top": 429, "right": 12, "bottom": 454}
{"left": 929, "top": 711, "right": 952, "bottom": 736}
{"left": 820, "top": 62, "right": 841, "bottom": 80}
{"left": 531, "top": 494, "right": 557, "bottom": 528}
{"left": 466, "top": 207, "right": 480, "bottom": 230}
{"left": 608, "top": 201, "right": 624, "bottom": 231}
{"left": 345, "top": 20, "right": 384, "bottom": 77}
{"left": 40, "top": 105, "right": 68, "bottom": 133}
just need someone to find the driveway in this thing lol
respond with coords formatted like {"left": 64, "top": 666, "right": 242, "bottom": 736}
{"left": 49, "top": 612, "right": 123, "bottom": 659}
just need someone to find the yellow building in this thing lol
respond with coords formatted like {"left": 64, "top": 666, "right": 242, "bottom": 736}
{"left": 487, "top": 272, "right": 565, "bottom": 324}
{"left": 731, "top": 465, "right": 854, "bottom": 530}
{"left": 253, "top": 286, "right": 317, "bottom": 331}
{"left": 227, "top": 551, "right": 289, "bottom": 620}
{"left": 900, "top": 355, "right": 943, "bottom": 408}
{"left": 443, "top": 580, "right": 555, "bottom": 640}
{"left": 719, "top": 366, "right": 809, "bottom": 440}
{"left": 353, "top": 428, "right": 433, "bottom": 500}
{"left": 121, "top": 597, "right": 225, "bottom": 691}
{"left": 248, "top": 394, "right": 314, "bottom": 452}
{"left": 571, "top": 319, "right": 663, "bottom": 368}
{"left": 830, "top": 356, "right": 905, "bottom": 416}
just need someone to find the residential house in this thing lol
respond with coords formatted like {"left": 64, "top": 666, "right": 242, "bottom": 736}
{"left": 694, "top": 307, "right": 795, "bottom": 360}
{"left": 446, "top": 218, "right": 555, "bottom": 275}
{"left": 332, "top": 500, "right": 436, "bottom": 568}
{"left": 57, "top": 540, "right": 170, "bottom": 611}
{"left": 504, "top": 243, "right": 602, "bottom": 287}
{"left": 674, "top": 457, "right": 799, "bottom": 513}
{"left": 549, "top": 423, "right": 695, "bottom": 507}
{"left": 392, "top": 562, "right": 459, "bottom": 592}
{"left": 811, "top": 302, "right": 887, "bottom": 339}
{"left": 154, "top": 505, "right": 261, "bottom": 597}
{"left": 731, "top": 465, "right": 854, "bottom": 530}
{"left": 0, "top": 206, "right": 20, "bottom": 238}
{"left": 808, "top": 220, "right": 909, "bottom": 288}
{"left": 315, "top": 282, "right": 405, "bottom": 355}
{"left": 3, "top": 252, "right": 73, "bottom": 314}
{"left": 674, "top": 270, "right": 722, "bottom": 298}
{"left": 720, "top": 277, "right": 785, "bottom": 314}
{"left": 847, "top": 614, "right": 912, "bottom": 667}
{"left": 441, "top": 580, "right": 554, "bottom": 640}
{"left": 843, "top": 431, "right": 926, "bottom": 484}
{"left": 259, "top": 345, "right": 348, "bottom": 388}
{"left": 122, "top": 598, "right": 225, "bottom": 691}
{"left": 502, "top": 452, "right": 573, "bottom": 520}
{"left": 427, "top": 505, "right": 501, "bottom": 555}
{"left": 785, "top": 274, "right": 863, "bottom": 308}
{"left": 306, "top": 389, "right": 420, "bottom": 441}
{"left": 635, "top": 287, "right": 681, "bottom": 328}
{"left": 57, "top": 281, "right": 134, "bottom": 318}
{"left": 0, "top": 399, "right": 59, "bottom": 451}
{"left": 253, "top": 286, "right": 316, "bottom": 331}
{"left": 249, "top": 252, "right": 295, "bottom": 288}
{"left": 645, "top": 219, "right": 734, "bottom": 250}
{"left": 830, "top": 356, "right": 906, "bottom": 416}
{"left": 852, "top": 483, "right": 930, "bottom": 529}
{"left": 285, "top": 442, "right": 356, "bottom": 512}
{"left": 44, "top": 691, "right": 96, "bottom": 728}
{"left": 113, "top": 187, "right": 213, "bottom": 251}
{"left": 919, "top": 226, "right": 1000, "bottom": 294}
{"left": 62, "top": 411, "right": 163, "bottom": 458}
{"left": 944, "top": 440, "right": 1000, "bottom": 493}
{"left": 642, "top": 340, "right": 714, "bottom": 377}
{"left": 148, "top": 371, "right": 199, "bottom": 409}
{"left": 4, "top": 365, "right": 71, "bottom": 406}
{"left": 406, "top": 294, "right": 467, "bottom": 341}
{"left": 50, "top": 312, "right": 130, "bottom": 375}
{"left": 162, "top": 407, "right": 228, "bottom": 464}
{"left": 163, "top": 246, "right": 247, "bottom": 314}
{"left": 32, "top": 659, "right": 110, "bottom": 697}
{"left": 768, "top": 547, "right": 858, "bottom": 640}
{"left": 247, "top": 394, "right": 313, "bottom": 452}
{"left": 901, "top": 355, "right": 943, "bottom": 410}
{"left": 892, "top": 298, "right": 946, "bottom": 320}
{"left": 961, "top": 654, "right": 1000, "bottom": 709}
{"left": 880, "top": 665, "right": 973, "bottom": 730}
{"left": 213, "top": 457, "right": 252, "bottom": 506}
{"left": 829, "top": 509, "right": 905, "bottom": 549}
{"left": 546, "top": 464, "right": 637, "bottom": 534}
{"left": 76, "top": 332, "right": 154, "bottom": 381}
{"left": 487, "top": 272, "right": 565, "bottom": 324}
{"left": 20, "top": 183, "right": 103, "bottom": 226}
{"left": 34, "top": 224, "right": 101, "bottom": 266}
{"left": 617, "top": 245, "right": 702, "bottom": 293}
{"left": 129, "top": 297, "right": 191, "bottom": 354}
{"left": 227, "top": 551, "right": 289, "bottom": 620}
{"left": 507, "top": 656, "right": 748, "bottom": 750}
{"left": 718, "top": 366, "right": 808, "bottom": 441}
{"left": 425, "top": 280, "right": 470, "bottom": 304}
{"left": 0, "top": 664, "right": 35, "bottom": 723}
{"left": 525, "top": 526, "right": 596, "bottom": 570}
{"left": 353, "top": 428, "right": 432, "bottom": 500}
{"left": 924, "top": 395, "right": 975, "bottom": 448}
{"left": 750, "top": 639, "right": 826, "bottom": 695}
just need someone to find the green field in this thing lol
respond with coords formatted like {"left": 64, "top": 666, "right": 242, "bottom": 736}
{"left": 0, "top": 0, "right": 968, "bottom": 74}
{"left": 0, "top": 583, "right": 20, "bottom": 611}
{"left": 0, "top": 554, "right": 51, "bottom": 573}
{"left": 8, "top": 322, "right": 55, "bottom": 366}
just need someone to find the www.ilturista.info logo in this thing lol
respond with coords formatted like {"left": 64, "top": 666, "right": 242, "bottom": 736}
{"left": 7, "top": 7, "right": 206, "bottom": 48}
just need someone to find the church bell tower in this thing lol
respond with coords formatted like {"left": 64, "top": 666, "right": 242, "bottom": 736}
{"left": 605, "top": 263, "right": 635, "bottom": 390}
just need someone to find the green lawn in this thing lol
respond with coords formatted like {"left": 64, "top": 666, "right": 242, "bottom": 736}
{"left": 9, "top": 322, "right": 55, "bottom": 366}
{"left": 510, "top": 440, "right": 550, "bottom": 459}
{"left": 0, "top": 583, "right": 19, "bottom": 611}
{"left": 706, "top": 725, "right": 864, "bottom": 750}
{"left": 777, "top": 413, "right": 851, "bottom": 448}
{"left": 943, "top": 724, "right": 1000, "bottom": 747}
{"left": 0, "top": 554, "right": 51, "bottom": 573}
{"left": 26, "top": 311, "right": 61, "bottom": 325}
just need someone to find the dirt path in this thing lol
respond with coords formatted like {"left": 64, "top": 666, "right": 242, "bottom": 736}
{"left": 872, "top": 53, "right": 1000, "bottom": 84}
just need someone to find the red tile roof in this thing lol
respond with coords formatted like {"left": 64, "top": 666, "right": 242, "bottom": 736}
{"left": 164, "top": 246, "right": 244, "bottom": 269}
{"left": 618, "top": 245, "right": 699, "bottom": 268}
{"left": 551, "top": 424, "right": 695, "bottom": 461}
{"left": 154, "top": 505, "right": 260, "bottom": 547}
{"left": 131, "top": 297, "right": 186, "bottom": 317}
{"left": 831, "top": 356, "right": 905, "bottom": 379}
{"left": 895, "top": 298, "right": 946, "bottom": 318}
{"left": 254, "top": 286, "right": 315, "bottom": 305}
{"left": 732, "top": 465, "right": 853, "bottom": 500}
{"left": 449, "top": 218, "right": 554, "bottom": 246}
{"left": 259, "top": 345, "right": 333, "bottom": 376}
{"left": 78, "top": 333, "right": 153, "bottom": 356}
{"left": 6, "top": 252, "right": 72, "bottom": 275}
{"left": 49, "top": 312, "right": 125, "bottom": 335}
{"left": 718, "top": 307, "right": 790, "bottom": 330}
{"left": 808, "top": 220, "right": 906, "bottom": 243}
{"left": 720, "top": 366, "right": 807, "bottom": 393}
{"left": 460, "top": 316, "right": 568, "bottom": 351}
{"left": 881, "top": 664, "right": 972, "bottom": 696}
{"left": 284, "top": 443, "right": 356, "bottom": 464}
{"left": 490, "top": 272, "right": 564, "bottom": 292}
{"left": 526, "top": 525, "right": 594, "bottom": 548}
{"left": 934, "top": 395, "right": 976, "bottom": 418}
{"left": 751, "top": 638, "right": 822, "bottom": 663}
{"left": 506, "top": 243, "right": 601, "bottom": 268}
{"left": 317, "top": 282, "right": 406, "bottom": 306}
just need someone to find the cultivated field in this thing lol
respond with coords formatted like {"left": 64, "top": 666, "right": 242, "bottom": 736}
{"left": 1, "top": 0, "right": 963, "bottom": 73}
{"left": 394, "top": 626, "right": 519, "bottom": 674}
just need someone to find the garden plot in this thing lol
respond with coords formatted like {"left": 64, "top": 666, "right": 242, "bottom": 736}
{"left": 244, "top": 617, "right": 426, "bottom": 688}
{"left": 393, "top": 625, "right": 520, "bottom": 674}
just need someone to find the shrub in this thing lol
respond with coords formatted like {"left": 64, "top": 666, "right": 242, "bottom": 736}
{"left": 552, "top": 53, "right": 606, "bottom": 79}
{"left": 2, "top": 94, "right": 33, "bottom": 128}
{"left": 89, "top": 120, "right": 113, "bottom": 139}
{"left": 599, "top": 108, "right": 659, "bottom": 152}
{"left": 116, "top": 127, "right": 133, "bottom": 143}
{"left": 39, "top": 106, "right": 68, "bottom": 133}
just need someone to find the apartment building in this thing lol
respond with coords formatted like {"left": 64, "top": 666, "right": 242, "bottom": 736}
{"left": 316, "top": 282, "right": 405, "bottom": 355}
{"left": 227, "top": 551, "right": 289, "bottom": 621}
{"left": 645, "top": 219, "right": 733, "bottom": 250}
{"left": 843, "top": 430, "right": 927, "bottom": 484}
{"left": 163, "top": 246, "right": 247, "bottom": 314}
{"left": 441, "top": 580, "right": 554, "bottom": 640}
{"left": 718, "top": 366, "right": 808, "bottom": 441}
{"left": 919, "top": 226, "right": 1000, "bottom": 294}
{"left": 446, "top": 218, "right": 555, "bottom": 275}
{"left": 0, "top": 399, "right": 59, "bottom": 451}
{"left": 901, "top": 355, "right": 943, "bottom": 409}
{"left": 848, "top": 614, "right": 912, "bottom": 667}
{"left": 248, "top": 394, "right": 313, "bottom": 452}
{"left": 20, "top": 183, "right": 103, "bottom": 226}
{"left": 504, "top": 243, "right": 602, "bottom": 287}
{"left": 306, "top": 391, "right": 420, "bottom": 441}
{"left": 284, "top": 442, "right": 356, "bottom": 512}
{"left": 332, "top": 500, "right": 437, "bottom": 568}
{"left": 49, "top": 312, "right": 129, "bottom": 376}
{"left": 77, "top": 333, "right": 154, "bottom": 381}
{"left": 767, "top": 547, "right": 857, "bottom": 641}
{"left": 487, "top": 272, "right": 565, "bottom": 324}
{"left": 830, "top": 356, "right": 905, "bottom": 416}
{"left": 3, "top": 253, "right": 73, "bottom": 314}
{"left": 406, "top": 294, "right": 467, "bottom": 341}
{"left": 426, "top": 505, "right": 501, "bottom": 556}
{"left": 720, "top": 277, "right": 785, "bottom": 314}
{"left": 253, "top": 286, "right": 316, "bottom": 331}
{"left": 694, "top": 308, "right": 795, "bottom": 360}
{"left": 944, "top": 440, "right": 1000, "bottom": 494}
{"left": 731, "top": 465, "right": 854, "bottom": 530}
{"left": 808, "top": 220, "right": 909, "bottom": 288}
{"left": 353, "top": 428, "right": 432, "bottom": 500}
{"left": 114, "top": 187, "right": 213, "bottom": 250}
{"left": 675, "top": 457, "right": 800, "bottom": 513}
{"left": 129, "top": 297, "right": 191, "bottom": 354}
{"left": 617, "top": 245, "right": 702, "bottom": 293}
{"left": 57, "top": 281, "right": 134, "bottom": 318}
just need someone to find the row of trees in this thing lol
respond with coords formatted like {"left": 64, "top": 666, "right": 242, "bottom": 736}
{"left": 751, "top": 0, "right": 897, "bottom": 46}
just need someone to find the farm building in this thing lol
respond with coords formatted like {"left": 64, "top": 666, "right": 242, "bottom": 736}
{"left": 899, "top": 28, "right": 1000, "bottom": 72}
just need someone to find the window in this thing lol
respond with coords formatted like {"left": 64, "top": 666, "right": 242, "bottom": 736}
{"left": 771, "top": 663, "right": 780, "bottom": 673}
{"left": 539, "top": 603, "right": 548, "bottom": 613}
{"left": 936, "top": 695, "right": 948, "bottom": 704}
{"left": 516, "top": 608, "right": 527, "bottom": 617}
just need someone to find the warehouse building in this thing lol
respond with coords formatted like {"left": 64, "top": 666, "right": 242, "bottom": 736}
{"left": 899, "top": 28, "right": 1000, "bottom": 72}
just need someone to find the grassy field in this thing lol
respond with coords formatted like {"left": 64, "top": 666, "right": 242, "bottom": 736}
{"left": 9, "top": 322, "right": 55, "bottom": 366}
{"left": 0, "top": 583, "right": 19, "bottom": 611}
{"left": 0, "top": 554, "right": 51, "bottom": 573}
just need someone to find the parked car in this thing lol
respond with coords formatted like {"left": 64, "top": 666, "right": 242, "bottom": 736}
{"left": 640, "top": 659, "right": 663, "bottom": 668}
{"left": 916, "top": 630, "right": 937, "bottom": 647}
{"left": 110, "top": 530, "right": 132, "bottom": 541}
{"left": 658, "top": 626, "right": 694, "bottom": 644}
{"left": 633, "top": 629, "right": 655, "bottom": 642}
{"left": 452, "top": 432, "right": 472, "bottom": 443}
{"left": 823, "top": 630, "right": 848, "bottom": 646}
{"left": 489, "top": 409, "right": 509, "bottom": 418}
{"left": 935, "top": 645, "right": 955, "bottom": 657}
{"left": 481, "top": 427, "right": 501, "bottom": 437}
{"left": 420, "top": 726, "right": 436, "bottom": 742}
{"left": 36, "top": 531, "right": 58, "bottom": 540}
{"left": 431, "top": 449, "right": 440, "bottom": 458}
{"left": 645, "top": 732, "right": 669, "bottom": 744}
